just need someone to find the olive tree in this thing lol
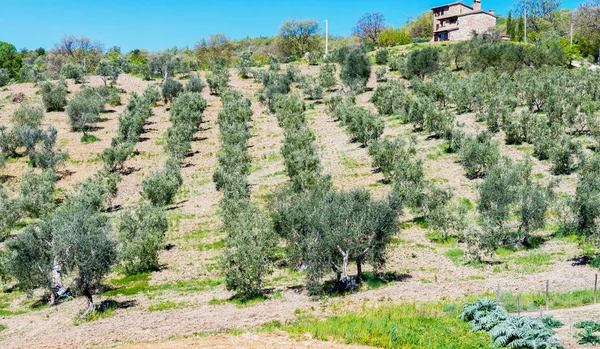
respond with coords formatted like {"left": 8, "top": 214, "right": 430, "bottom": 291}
{"left": 10, "top": 103, "right": 44, "bottom": 128}
{"left": 340, "top": 46, "right": 372, "bottom": 90}
{"left": 66, "top": 90, "right": 105, "bottom": 133}
{"left": 60, "top": 63, "right": 86, "bottom": 84}
{"left": 141, "top": 157, "right": 182, "bottom": 206}
{"left": 40, "top": 80, "right": 68, "bottom": 112}
{"left": 0, "top": 186, "right": 21, "bottom": 240}
{"left": 318, "top": 64, "right": 337, "bottom": 90}
{"left": 117, "top": 203, "right": 168, "bottom": 275}
{"left": 95, "top": 59, "right": 119, "bottom": 86}
{"left": 222, "top": 206, "right": 276, "bottom": 299}
{"left": 19, "top": 170, "right": 56, "bottom": 218}
{"left": 161, "top": 77, "right": 183, "bottom": 103}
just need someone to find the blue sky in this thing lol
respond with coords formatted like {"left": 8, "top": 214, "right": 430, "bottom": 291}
{"left": 2, "top": 0, "right": 582, "bottom": 52}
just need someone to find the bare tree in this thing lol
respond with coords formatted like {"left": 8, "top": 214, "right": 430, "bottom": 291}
{"left": 353, "top": 12, "right": 386, "bottom": 43}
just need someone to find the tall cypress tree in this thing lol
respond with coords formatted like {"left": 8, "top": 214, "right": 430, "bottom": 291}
{"left": 506, "top": 12, "right": 514, "bottom": 38}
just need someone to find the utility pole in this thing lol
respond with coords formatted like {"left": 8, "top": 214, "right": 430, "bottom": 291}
{"left": 325, "top": 20, "right": 329, "bottom": 56}
{"left": 524, "top": 8, "right": 527, "bottom": 43}
{"left": 570, "top": 22, "right": 574, "bottom": 46}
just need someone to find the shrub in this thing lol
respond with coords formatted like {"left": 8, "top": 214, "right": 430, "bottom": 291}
{"left": 39, "top": 80, "right": 67, "bottom": 112}
{"left": 66, "top": 91, "right": 105, "bottom": 132}
{"left": 377, "top": 28, "right": 412, "bottom": 47}
{"left": 29, "top": 126, "right": 67, "bottom": 170}
{"left": 60, "top": 63, "right": 85, "bottom": 84}
{"left": 375, "top": 66, "right": 386, "bottom": 81}
{"left": 574, "top": 153, "right": 600, "bottom": 234}
{"left": 318, "top": 64, "right": 336, "bottom": 90}
{"left": 404, "top": 46, "right": 441, "bottom": 79}
{"left": 141, "top": 158, "right": 182, "bottom": 206}
{"left": 369, "top": 136, "right": 416, "bottom": 181}
{"left": 186, "top": 74, "right": 204, "bottom": 93}
{"left": 0, "top": 68, "right": 10, "bottom": 87}
{"left": 268, "top": 54, "right": 280, "bottom": 71}
{"left": 19, "top": 169, "right": 56, "bottom": 217}
{"left": 549, "top": 134, "right": 581, "bottom": 175}
{"left": 101, "top": 141, "right": 134, "bottom": 172}
{"left": 169, "top": 92, "right": 207, "bottom": 127}
{"left": 392, "top": 146, "right": 425, "bottom": 209}
{"left": 302, "top": 76, "right": 323, "bottom": 100}
{"left": 0, "top": 126, "right": 22, "bottom": 157}
{"left": 458, "top": 132, "right": 499, "bottom": 179}
{"left": 307, "top": 51, "right": 321, "bottom": 65}
{"left": 370, "top": 80, "right": 409, "bottom": 116}
{"left": 117, "top": 203, "right": 168, "bottom": 275}
{"left": 375, "top": 49, "right": 389, "bottom": 65}
{"left": 340, "top": 46, "right": 371, "bottom": 89}
{"left": 96, "top": 59, "right": 119, "bottom": 86}
{"left": 333, "top": 101, "right": 384, "bottom": 146}
{"left": 19, "top": 64, "right": 46, "bottom": 84}
{"left": 222, "top": 207, "right": 276, "bottom": 300}
{"left": 0, "top": 186, "right": 21, "bottom": 240}
{"left": 161, "top": 78, "right": 183, "bottom": 103}
{"left": 10, "top": 103, "right": 44, "bottom": 128}
{"left": 236, "top": 52, "right": 254, "bottom": 79}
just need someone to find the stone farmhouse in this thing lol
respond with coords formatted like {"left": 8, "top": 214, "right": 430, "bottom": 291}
{"left": 432, "top": 0, "right": 498, "bottom": 41}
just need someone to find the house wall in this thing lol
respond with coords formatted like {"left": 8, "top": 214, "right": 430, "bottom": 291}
{"left": 448, "top": 12, "right": 496, "bottom": 40}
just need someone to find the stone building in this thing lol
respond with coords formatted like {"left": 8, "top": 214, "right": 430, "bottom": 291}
{"left": 431, "top": 0, "right": 497, "bottom": 41}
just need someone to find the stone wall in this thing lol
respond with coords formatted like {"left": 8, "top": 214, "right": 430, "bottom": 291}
{"left": 448, "top": 12, "right": 496, "bottom": 40}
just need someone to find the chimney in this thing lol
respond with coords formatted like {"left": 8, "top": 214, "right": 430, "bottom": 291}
{"left": 473, "top": 0, "right": 481, "bottom": 11}
{"left": 489, "top": 9, "right": 494, "bottom": 15}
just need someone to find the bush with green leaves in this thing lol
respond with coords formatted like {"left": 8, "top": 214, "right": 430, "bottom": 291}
{"left": 368, "top": 135, "right": 416, "bottom": 182}
{"left": 424, "top": 184, "right": 467, "bottom": 242}
{"left": 101, "top": 141, "right": 134, "bottom": 172}
{"left": 340, "top": 45, "right": 371, "bottom": 89}
{"left": 548, "top": 134, "right": 581, "bottom": 175}
{"left": 370, "top": 80, "right": 409, "bottom": 116}
{"left": 375, "top": 66, "right": 386, "bottom": 82}
{"left": 458, "top": 132, "right": 499, "bottom": 179}
{"left": 186, "top": 74, "right": 205, "bottom": 93}
{"left": 161, "top": 78, "right": 183, "bottom": 103}
{"left": 95, "top": 59, "right": 119, "bottom": 86}
{"left": 307, "top": 51, "right": 321, "bottom": 65}
{"left": 19, "top": 64, "right": 47, "bottom": 84}
{"left": 117, "top": 202, "right": 168, "bottom": 275}
{"left": 574, "top": 153, "right": 600, "bottom": 235}
{"left": 169, "top": 92, "right": 207, "bottom": 127}
{"left": 60, "top": 62, "right": 86, "bottom": 84}
{"left": 404, "top": 46, "right": 441, "bottom": 79}
{"left": 66, "top": 90, "right": 105, "bottom": 132}
{"left": 29, "top": 126, "right": 67, "bottom": 170}
{"left": 0, "top": 125, "right": 23, "bottom": 157}
{"left": 19, "top": 169, "right": 56, "bottom": 218}
{"left": 318, "top": 64, "right": 337, "bottom": 90}
{"left": 271, "top": 187, "right": 399, "bottom": 293}
{"left": 332, "top": 101, "right": 384, "bottom": 146}
{"left": 268, "top": 54, "right": 280, "bottom": 71}
{"left": 141, "top": 157, "right": 182, "bottom": 207}
{"left": 236, "top": 52, "right": 254, "bottom": 79}
{"left": 391, "top": 145, "right": 425, "bottom": 209}
{"left": 222, "top": 205, "right": 276, "bottom": 299}
{"left": 273, "top": 94, "right": 331, "bottom": 193}
{"left": 39, "top": 80, "right": 68, "bottom": 112}
{"left": 302, "top": 76, "right": 323, "bottom": 101}
{"left": 0, "top": 68, "right": 9, "bottom": 87}
{"left": 256, "top": 71, "right": 292, "bottom": 112}
{"left": 460, "top": 299, "right": 563, "bottom": 349}
{"left": 388, "top": 55, "right": 406, "bottom": 72}
{"left": 0, "top": 186, "right": 21, "bottom": 240}
{"left": 375, "top": 48, "right": 389, "bottom": 65}
{"left": 10, "top": 103, "right": 44, "bottom": 128}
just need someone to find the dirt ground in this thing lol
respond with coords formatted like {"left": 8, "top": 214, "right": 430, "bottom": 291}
{"left": 0, "top": 65, "right": 598, "bottom": 349}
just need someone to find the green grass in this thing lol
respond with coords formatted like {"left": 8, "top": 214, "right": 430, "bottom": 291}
{"left": 426, "top": 231, "right": 456, "bottom": 246}
{"left": 80, "top": 134, "right": 99, "bottom": 144}
{"left": 498, "top": 289, "right": 596, "bottom": 312}
{"left": 0, "top": 323, "right": 6, "bottom": 332}
{"left": 208, "top": 294, "right": 268, "bottom": 307}
{"left": 147, "top": 301, "right": 188, "bottom": 312}
{"left": 198, "top": 239, "right": 225, "bottom": 251}
{"left": 102, "top": 273, "right": 222, "bottom": 297}
{"left": 285, "top": 302, "right": 492, "bottom": 349}
{"left": 445, "top": 248, "right": 465, "bottom": 264}
{"left": 512, "top": 252, "right": 553, "bottom": 273}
